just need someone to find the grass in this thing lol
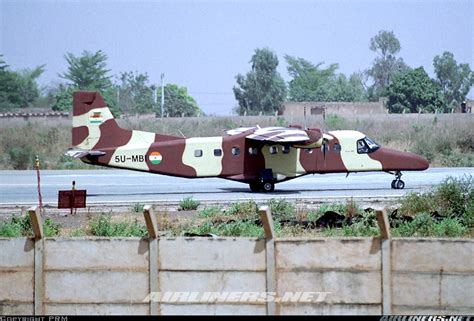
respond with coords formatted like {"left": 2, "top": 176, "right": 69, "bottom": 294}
{"left": 178, "top": 197, "right": 201, "bottom": 211}
{"left": 0, "top": 214, "right": 61, "bottom": 237}
{"left": 88, "top": 214, "right": 147, "bottom": 237}
{"left": 131, "top": 202, "right": 145, "bottom": 213}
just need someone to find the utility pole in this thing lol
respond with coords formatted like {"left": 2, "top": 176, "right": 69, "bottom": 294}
{"left": 160, "top": 73, "right": 165, "bottom": 117}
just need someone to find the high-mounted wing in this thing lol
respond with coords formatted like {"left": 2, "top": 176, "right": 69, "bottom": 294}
{"left": 226, "top": 126, "right": 331, "bottom": 148}
{"left": 245, "top": 126, "right": 309, "bottom": 143}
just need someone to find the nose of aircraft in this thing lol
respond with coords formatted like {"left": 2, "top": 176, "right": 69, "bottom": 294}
{"left": 369, "top": 147, "right": 429, "bottom": 171}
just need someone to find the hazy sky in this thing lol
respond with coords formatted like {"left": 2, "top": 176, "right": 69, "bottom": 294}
{"left": 1, "top": 0, "right": 473, "bottom": 115}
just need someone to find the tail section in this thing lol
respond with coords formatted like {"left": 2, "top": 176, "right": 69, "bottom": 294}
{"left": 72, "top": 91, "right": 131, "bottom": 150}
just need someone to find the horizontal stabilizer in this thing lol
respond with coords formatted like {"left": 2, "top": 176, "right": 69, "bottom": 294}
{"left": 65, "top": 149, "right": 106, "bottom": 158}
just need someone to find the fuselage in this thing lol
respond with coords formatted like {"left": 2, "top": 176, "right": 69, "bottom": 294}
{"left": 82, "top": 129, "right": 429, "bottom": 184}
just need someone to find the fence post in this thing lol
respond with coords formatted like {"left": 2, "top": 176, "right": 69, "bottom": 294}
{"left": 376, "top": 209, "right": 392, "bottom": 315}
{"left": 28, "top": 206, "right": 44, "bottom": 315}
{"left": 143, "top": 205, "right": 160, "bottom": 315}
{"left": 259, "top": 206, "right": 277, "bottom": 315}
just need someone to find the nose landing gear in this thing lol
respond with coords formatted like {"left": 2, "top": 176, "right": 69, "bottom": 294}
{"left": 391, "top": 171, "right": 405, "bottom": 189}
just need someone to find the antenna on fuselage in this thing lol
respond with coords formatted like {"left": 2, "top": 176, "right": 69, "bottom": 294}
{"left": 177, "top": 129, "right": 186, "bottom": 138}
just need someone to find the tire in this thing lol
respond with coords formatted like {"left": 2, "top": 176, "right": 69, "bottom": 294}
{"left": 391, "top": 180, "right": 396, "bottom": 189}
{"left": 262, "top": 181, "right": 274, "bottom": 192}
{"left": 396, "top": 180, "right": 405, "bottom": 189}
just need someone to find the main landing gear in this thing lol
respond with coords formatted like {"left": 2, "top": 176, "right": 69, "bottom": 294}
{"left": 391, "top": 171, "right": 405, "bottom": 189}
{"left": 249, "top": 179, "right": 275, "bottom": 193}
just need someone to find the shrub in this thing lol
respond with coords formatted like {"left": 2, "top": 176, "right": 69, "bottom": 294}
{"left": 0, "top": 214, "right": 61, "bottom": 237}
{"left": 267, "top": 198, "right": 295, "bottom": 220}
{"left": 225, "top": 200, "right": 258, "bottom": 220}
{"left": 178, "top": 197, "right": 200, "bottom": 211}
{"left": 198, "top": 206, "right": 223, "bottom": 218}
{"left": 89, "top": 214, "right": 147, "bottom": 237}
{"left": 131, "top": 203, "right": 145, "bottom": 213}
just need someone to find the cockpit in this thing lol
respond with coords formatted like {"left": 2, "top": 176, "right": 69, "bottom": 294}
{"left": 356, "top": 136, "right": 380, "bottom": 154}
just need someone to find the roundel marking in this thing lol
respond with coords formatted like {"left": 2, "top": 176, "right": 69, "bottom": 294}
{"left": 149, "top": 151, "right": 162, "bottom": 165}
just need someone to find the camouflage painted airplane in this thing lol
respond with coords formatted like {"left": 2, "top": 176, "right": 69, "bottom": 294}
{"left": 66, "top": 91, "right": 429, "bottom": 192}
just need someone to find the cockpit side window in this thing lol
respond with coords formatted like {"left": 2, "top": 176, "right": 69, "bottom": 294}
{"left": 357, "top": 137, "right": 380, "bottom": 154}
{"left": 357, "top": 139, "right": 369, "bottom": 154}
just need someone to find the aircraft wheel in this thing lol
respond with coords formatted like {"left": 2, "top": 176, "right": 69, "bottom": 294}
{"left": 391, "top": 180, "right": 396, "bottom": 189}
{"left": 262, "top": 181, "right": 275, "bottom": 193}
{"left": 396, "top": 180, "right": 405, "bottom": 189}
{"left": 249, "top": 182, "right": 261, "bottom": 193}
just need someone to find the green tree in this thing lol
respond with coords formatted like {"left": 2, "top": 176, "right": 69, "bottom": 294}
{"left": 117, "top": 71, "right": 156, "bottom": 114}
{"left": 54, "top": 50, "right": 119, "bottom": 115}
{"left": 233, "top": 48, "right": 287, "bottom": 115}
{"left": 285, "top": 55, "right": 338, "bottom": 102}
{"left": 386, "top": 67, "right": 444, "bottom": 113}
{"left": 0, "top": 55, "right": 46, "bottom": 110}
{"left": 366, "top": 30, "right": 409, "bottom": 100}
{"left": 286, "top": 55, "right": 366, "bottom": 102}
{"left": 0, "top": 69, "right": 22, "bottom": 110}
{"left": 327, "top": 73, "right": 367, "bottom": 102}
{"left": 157, "top": 83, "right": 201, "bottom": 117}
{"left": 16, "top": 65, "right": 45, "bottom": 107}
{"left": 433, "top": 51, "right": 474, "bottom": 111}
{"left": 60, "top": 50, "right": 111, "bottom": 90}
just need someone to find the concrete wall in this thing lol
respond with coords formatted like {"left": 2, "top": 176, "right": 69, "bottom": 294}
{"left": 282, "top": 101, "right": 387, "bottom": 117}
{"left": 0, "top": 237, "right": 472, "bottom": 315}
{"left": 0, "top": 238, "right": 34, "bottom": 315}
{"left": 391, "top": 239, "right": 473, "bottom": 315}
{"left": 276, "top": 238, "right": 382, "bottom": 315}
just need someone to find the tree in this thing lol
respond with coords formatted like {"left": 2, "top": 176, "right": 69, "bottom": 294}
{"left": 327, "top": 73, "right": 367, "bottom": 102}
{"left": 55, "top": 50, "right": 119, "bottom": 114}
{"left": 233, "top": 48, "right": 287, "bottom": 115}
{"left": 285, "top": 55, "right": 338, "bottom": 102}
{"left": 366, "top": 30, "right": 409, "bottom": 100}
{"left": 60, "top": 50, "right": 111, "bottom": 90}
{"left": 386, "top": 67, "right": 444, "bottom": 113}
{"left": 285, "top": 55, "right": 367, "bottom": 102}
{"left": 156, "top": 83, "right": 201, "bottom": 117}
{"left": 0, "top": 55, "right": 45, "bottom": 110}
{"left": 16, "top": 65, "right": 45, "bottom": 107}
{"left": 433, "top": 51, "right": 474, "bottom": 111}
{"left": 117, "top": 71, "right": 156, "bottom": 114}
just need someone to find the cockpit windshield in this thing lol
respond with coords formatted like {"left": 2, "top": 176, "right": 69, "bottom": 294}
{"left": 356, "top": 137, "right": 380, "bottom": 154}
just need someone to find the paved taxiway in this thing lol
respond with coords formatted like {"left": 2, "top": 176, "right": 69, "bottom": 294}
{"left": 0, "top": 168, "right": 472, "bottom": 206}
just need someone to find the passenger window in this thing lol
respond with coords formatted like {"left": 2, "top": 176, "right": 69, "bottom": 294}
{"left": 333, "top": 143, "right": 341, "bottom": 152}
{"left": 357, "top": 139, "right": 369, "bottom": 154}
{"left": 232, "top": 147, "right": 240, "bottom": 156}
{"left": 248, "top": 147, "right": 258, "bottom": 155}
{"left": 269, "top": 146, "right": 278, "bottom": 154}
{"left": 321, "top": 144, "right": 329, "bottom": 152}
{"left": 282, "top": 145, "right": 290, "bottom": 154}
{"left": 214, "top": 149, "right": 222, "bottom": 157}
{"left": 194, "top": 149, "right": 203, "bottom": 157}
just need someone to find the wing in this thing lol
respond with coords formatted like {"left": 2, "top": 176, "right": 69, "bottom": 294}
{"left": 246, "top": 127, "right": 309, "bottom": 143}
{"left": 226, "top": 126, "right": 331, "bottom": 147}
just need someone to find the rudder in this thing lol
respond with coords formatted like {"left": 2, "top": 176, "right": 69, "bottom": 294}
{"left": 72, "top": 91, "right": 130, "bottom": 150}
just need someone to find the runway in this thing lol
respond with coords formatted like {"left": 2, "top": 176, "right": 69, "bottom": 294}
{"left": 0, "top": 168, "right": 472, "bottom": 206}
